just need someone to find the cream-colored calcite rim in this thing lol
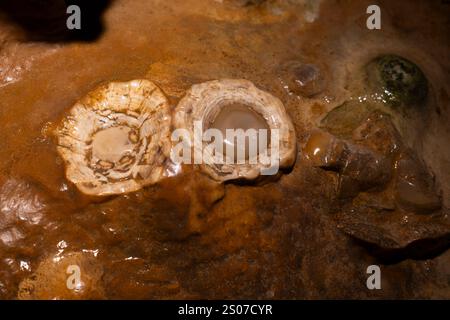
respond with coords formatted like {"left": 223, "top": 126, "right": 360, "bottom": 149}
{"left": 173, "top": 79, "right": 297, "bottom": 181}
{"left": 56, "top": 79, "right": 171, "bottom": 196}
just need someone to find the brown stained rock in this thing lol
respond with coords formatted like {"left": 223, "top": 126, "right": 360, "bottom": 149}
{"left": 320, "top": 101, "right": 374, "bottom": 140}
{"left": 0, "top": 0, "right": 449, "bottom": 300}
{"left": 18, "top": 251, "right": 104, "bottom": 300}
{"left": 352, "top": 111, "right": 402, "bottom": 156}
{"left": 336, "top": 204, "right": 450, "bottom": 252}
{"left": 222, "top": 0, "right": 267, "bottom": 7}
{"left": 338, "top": 150, "right": 391, "bottom": 198}
{"left": 281, "top": 61, "right": 327, "bottom": 98}
{"left": 103, "top": 258, "right": 187, "bottom": 299}
{"left": 150, "top": 168, "right": 226, "bottom": 239}
{"left": 303, "top": 128, "right": 392, "bottom": 198}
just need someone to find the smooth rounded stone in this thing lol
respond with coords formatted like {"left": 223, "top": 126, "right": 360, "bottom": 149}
{"left": 173, "top": 79, "right": 297, "bottom": 182}
{"left": 283, "top": 61, "right": 326, "bottom": 97}
{"left": 56, "top": 80, "right": 172, "bottom": 196}
{"left": 302, "top": 129, "right": 346, "bottom": 168}
{"left": 366, "top": 54, "right": 428, "bottom": 108}
{"left": 210, "top": 102, "right": 270, "bottom": 162}
{"left": 320, "top": 101, "right": 374, "bottom": 140}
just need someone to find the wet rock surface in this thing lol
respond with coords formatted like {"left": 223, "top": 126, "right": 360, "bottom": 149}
{"left": 305, "top": 103, "right": 449, "bottom": 255}
{"left": 18, "top": 251, "right": 104, "bottom": 300}
{"left": 0, "top": 0, "right": 449, "bottom": 299}
{"left": 281, "top": 61, "right": 326, "bottom": 98}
